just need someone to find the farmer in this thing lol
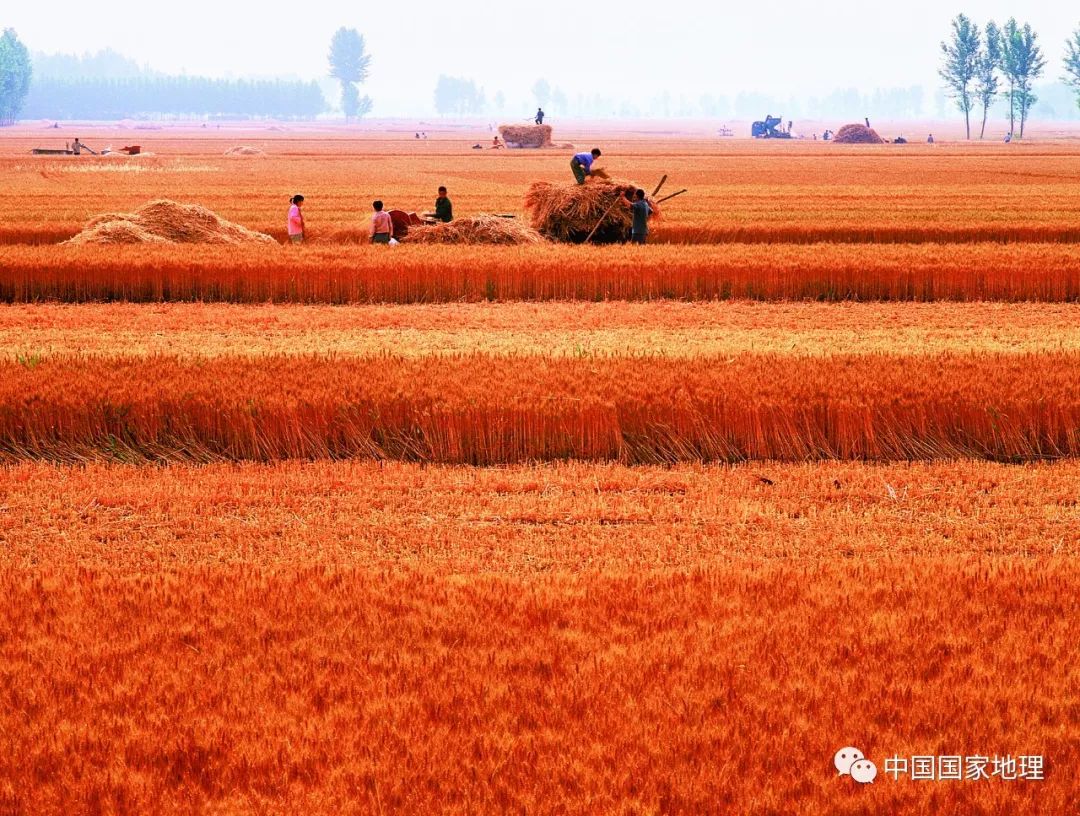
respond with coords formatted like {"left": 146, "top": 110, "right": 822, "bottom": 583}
{"left": 571, "top": 148, "right": 602, "bottom": 185}
{"left": 434, "top": 186, "right": 453, "bottom": 223}
{"left": 72, "top": 138, "right": 83, "bottom": 155}
{"left": 287, "top": 194, "right": 305, "bottom": 244}
{"left": 629, "top": 189, "right": 652, "bottom": 245}
{"left": 370, "top": 200, "right": 394, "bottom": 244}
{"left": 535, "top": 107, "right": 545, "bottom": 125}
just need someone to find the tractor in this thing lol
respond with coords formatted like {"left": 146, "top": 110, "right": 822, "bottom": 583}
{"left": 751, "top": 115, "right": 792, "bottom": 139}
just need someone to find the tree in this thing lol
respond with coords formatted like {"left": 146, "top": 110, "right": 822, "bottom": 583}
{"left": 433, "top": 75, "right": 484, "bottom": 116}
{"left": 975, "top": 21, "right": 1001, "bottom": 138}
{"left": 0, "top": 29, "right": 32, "bottom": 126}
{"left": 328, "top": 27, "right": 372, "bottom": 121}
{"left": 940, "top": 14, "right": 979, "bottom": 139}
{"left": 532, "top": 78, "right": 551, "bottom": 109}
{"left": 1000, "top": 19, "right": 1046, "bottom": 138}
{"left": 1065, "top": 26, "right": 1080, "bottom": 111}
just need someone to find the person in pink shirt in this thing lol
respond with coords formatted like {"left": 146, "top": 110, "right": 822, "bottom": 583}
{"left": 370, "top": 200, "right": 394, "bottom": 244}
{"left": 287, "top": 194, "right": 305, "bottom": 244}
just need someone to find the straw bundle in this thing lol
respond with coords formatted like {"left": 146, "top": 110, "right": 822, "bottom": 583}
{"left": 498, "top": 124, "right": 553, "bottom": 148}
{"left": 224, "top": 146, "right": 265, "bottom": 157}
{"left": 524, "top": 179, "right": 660, "bottom": 243}
{"left": 67, "top": 200, "right": 275, "bottom": 246}
{"left": 406, "top": 215, "right": 546, "bottom": 245}
{"left": 833, "top": 124, "right": 885, "bottom": 144}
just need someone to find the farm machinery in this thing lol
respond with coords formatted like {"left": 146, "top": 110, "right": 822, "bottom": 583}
{"left": 751, "top": 115, "right": 792, "bottom": 139}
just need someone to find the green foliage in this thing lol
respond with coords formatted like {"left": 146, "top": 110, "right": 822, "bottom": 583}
{"left": 1000, "top": 19, "right": 1046, "bottom": 137}
{"left": 328, "top": 27, "right": 372, "bottom": 121}
{"left": 975, "top": 21, "right": 1002, "bottom": 138}
{"left": 532, "top": 79, "right": 551, "bottom": 108}
{"left": 23, "top": 77, "right": 326, "bottom": 119}
{"left": 1065, "top": 27, "right": 1080, "bottom": 110}
{"left": 434, "top": 75, "right": 485, "bottom": 115}
{"left": 328, "top": 28, "right": 370, "bottom": 85}
{"left": 940, "top": 14, "right": 980, "bottom": 138}
{"left": 0, "top": 29, "right": 32, "bottom": 126}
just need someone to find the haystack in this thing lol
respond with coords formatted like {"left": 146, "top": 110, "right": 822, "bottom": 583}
{"left": 833, "top": 124, "right": 885, "bottom": 144}
{"left": 67, "top": 200, "right": 275, "bottom": 246}
{"left": 406, "top": 215, "right": 546, "bottom": 245}
{"left": 224, "top": 146, "right": 265, "bottom": 157}
{"left": 498, "top": 124, "right": 553, "bottom": 148}
{"left": 524, "top": 178, "right": 660, "bottom": 243}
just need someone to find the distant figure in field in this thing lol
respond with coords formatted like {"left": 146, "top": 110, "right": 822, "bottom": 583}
{"left": 787, "top": 120, "right": 793, "bottom": 134}
{"left": 630, "top": 188, "right": 652, "bottom": 245}
{"left": 927, "top": 133, "right": 935, "bottom": 144}
{"left": 434, "top": 186, "right": 453, "bottom": 223}
{"left": 1004, "top": 132, "right": 1013, "bottom": 143}
{"left": 535, "top": 108, "right": 545, "bottom": 125}
{"left": 287, "top": 194, "right": 305, "bottom": 244}
{"left": 72, "top": 137, "right": 83, "bottom": 155}
{"left": 491, "top": 135, "right": 503, "bottom": 149}
{"left": 415, "top": 132, "right": 420, "bottom": 139}
{"left": 370, "top": 200, "right": 394, "bottom": 244}
{"left": 571, "top": 148, "right": 602, "bottom": 184}
{"left": 865, "top": 117, "right": 871, "bottom": 128}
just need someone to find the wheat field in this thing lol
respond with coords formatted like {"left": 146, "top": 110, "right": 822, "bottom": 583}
{"left": 0, "top": 126, "right": 1076, "bottom": 814}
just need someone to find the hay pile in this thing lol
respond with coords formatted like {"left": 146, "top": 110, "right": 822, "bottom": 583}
{"left": 524, "top": 179, "right": 659, "bottom": 243}
{"left": 833, "top": 124, "right": 885, "bottom": 144}
{"left": 498, "top": 124, "right": 553, "bottom": 148}
{"left": 406, "top": 215, "right": 546, "bottom": 245}
{"left": 66, "top": 200, "right": 275, "bottom": 246}
{"left": 224, "top": 146, "right": 265, "bottom": 157}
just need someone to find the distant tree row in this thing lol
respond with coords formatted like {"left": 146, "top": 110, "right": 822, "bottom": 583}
{"left": 22, "top": 76, "right": 326, "bottom": 120}
{"left": 941, "top": 15, "right": 1080, "bottom": 138}
{"left": 434, "top": 75, "right": 487, "bottom": 115}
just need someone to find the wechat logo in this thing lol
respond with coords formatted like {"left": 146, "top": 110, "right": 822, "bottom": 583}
{"left": 835, "top": 746, "right": 878, "bottom": 784}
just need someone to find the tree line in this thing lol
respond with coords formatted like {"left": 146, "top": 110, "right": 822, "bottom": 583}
{"left": 0, "top": 26, "right": 375, "bottom": 123}
{"left": 22, "top": 76, "right": 326, "bottom": 120}
{"left": 941, "top": 15, "right": 1080, "bottom": 138}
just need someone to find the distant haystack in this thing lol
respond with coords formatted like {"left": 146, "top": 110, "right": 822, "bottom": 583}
{"left": 524, "top": 178, "right": 660, "bottom": 243}
{"left": 498, "top": 124, "right": 553, "bottom": 148}
{"left": 833, "top": 124, "right": 885, "bottom": 144}
{"left": 66, "top": 200, "right": 275, "bottom": 246}
{"left": 224, "top": 146, "right": 266, "bottom": 157}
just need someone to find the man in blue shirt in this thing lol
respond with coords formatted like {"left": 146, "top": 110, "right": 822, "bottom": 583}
{"left": 630, "top": 188, "right": 652, "bottom": 244}
{"left": 571, "top": 148, "right": 602, "bottom": 184}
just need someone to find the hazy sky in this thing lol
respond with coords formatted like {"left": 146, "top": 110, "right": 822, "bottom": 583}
{"left": 8, "top": 2, "right": 1079, "bottom": 114}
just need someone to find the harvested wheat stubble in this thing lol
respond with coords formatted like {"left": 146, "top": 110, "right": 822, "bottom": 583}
{"left": 223, "top": 145, "right": 265, "bottom": 157}
{"left": 65, "top": 200, "right": 275, "bottom": 246}
{"left": 525, "top": 179, "right": 660, "bottom": 243}
{"left": 498, "top": 124, "right": 553, "bottom": 148}
{"left": 833, "top": 124, "right": 885, "bottom": 144}
{"left": 406, "top": 215, "right": 546, "bottom": 245}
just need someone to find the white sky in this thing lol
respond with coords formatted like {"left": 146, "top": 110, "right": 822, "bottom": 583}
{"left": 8, "top": 2, "right": 1078, "bottom": 115}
